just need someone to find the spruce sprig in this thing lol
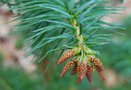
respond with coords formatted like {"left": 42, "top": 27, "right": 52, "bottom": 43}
{"left": 2, "top": 0, "right": 123, "bottom": 83}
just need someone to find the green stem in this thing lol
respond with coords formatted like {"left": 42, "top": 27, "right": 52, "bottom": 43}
{"left": 72, "top": 20, "right": 94, "bottom": 57}
{"left": 72, "top": 20, "right": 85, "bottom": 50}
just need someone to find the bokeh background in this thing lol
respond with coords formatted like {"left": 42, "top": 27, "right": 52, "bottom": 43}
{"left": 0, "top": 0, "right": 131, "bottom": 90}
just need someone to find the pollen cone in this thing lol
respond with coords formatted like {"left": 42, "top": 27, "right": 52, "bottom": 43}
{"left": 60, "top": 61, "right": 75, "bottom": 77}
{"left": 95, "top": 65, "right": 105, "bottom": 80}
{"left": 57, "top": 50, "right": 75, "bottom": 64}
{"left": 77, "top": 62, "right": 87, "bottom": 81}
{"left": 94, "top": 59, "right": 105, "bottom": 80}
{"left": 86, "top": 65, "right": 93, "bottom": 84}
{"left": 71, "top": 62, "right": 78, "bottom": 75}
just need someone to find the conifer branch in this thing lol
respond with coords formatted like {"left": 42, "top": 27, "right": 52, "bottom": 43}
{"left": 2, "top": 0, "right": 123, "bottom": 84}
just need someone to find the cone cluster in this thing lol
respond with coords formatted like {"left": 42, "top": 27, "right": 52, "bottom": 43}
{"left": 57, "top": 48, "right": 105, "bottom": 84}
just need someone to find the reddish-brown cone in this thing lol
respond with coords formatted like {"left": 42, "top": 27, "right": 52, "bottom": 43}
{"left": 86, "top": 65, "right": 93, "bottom": 84}
{"left": 93, "top": 58, "right": 105, "bottom": 80}
{"left": 71, "top": 62, "right": 77, "bottom": 75}
{"left": 95, "top": 63, "right": 105, "bottom": 80}
{"left": 95, "top": 66, "right": 105, "bottom": 80}
{"left": 77, "top": 63, "right": 87, "bottom": 80}
{"left": 57, "top": 50, "right": 75, "bottom": 64}
{"left": 60, "top": 61, "right": 75, "bottom": 77}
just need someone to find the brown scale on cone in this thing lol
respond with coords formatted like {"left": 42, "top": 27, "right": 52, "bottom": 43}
{"left": 57, "top": 50, "right": 75, "bottom": 64}
{"left": 77, "top": 62, "right": 87, "bottom": 81}
{"left": 90, "top": 57, "right": 102, "bottom": 67}
{"left": 94, "top": 58, "right": 101, "bottom": 66}
{"left": 86, "top": 65, "right": 93, "bottom": 84}
{"left": 60, "top": 61, "right": 75, "bottom": 77}
{"left": 93, "top": 58, "right": 104, "bottom": 71}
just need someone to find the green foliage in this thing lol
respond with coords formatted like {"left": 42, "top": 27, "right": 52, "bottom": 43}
{"left": 0, "top": 52, "right": 4, "bottom": 66}
{"left": 3, "top": 0, "right": 123, "bottom": 63}
{"left": 100, "top": 16, "right": 131, "bottom": 77}
{"left": 15, "top": 37, "right": 24, "bottom": 49}
{"left": 0, "top": 52, "right": 4, "bottom": 61}
{"left": 0, "top": 66, "right": 45, "bottom": 90}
